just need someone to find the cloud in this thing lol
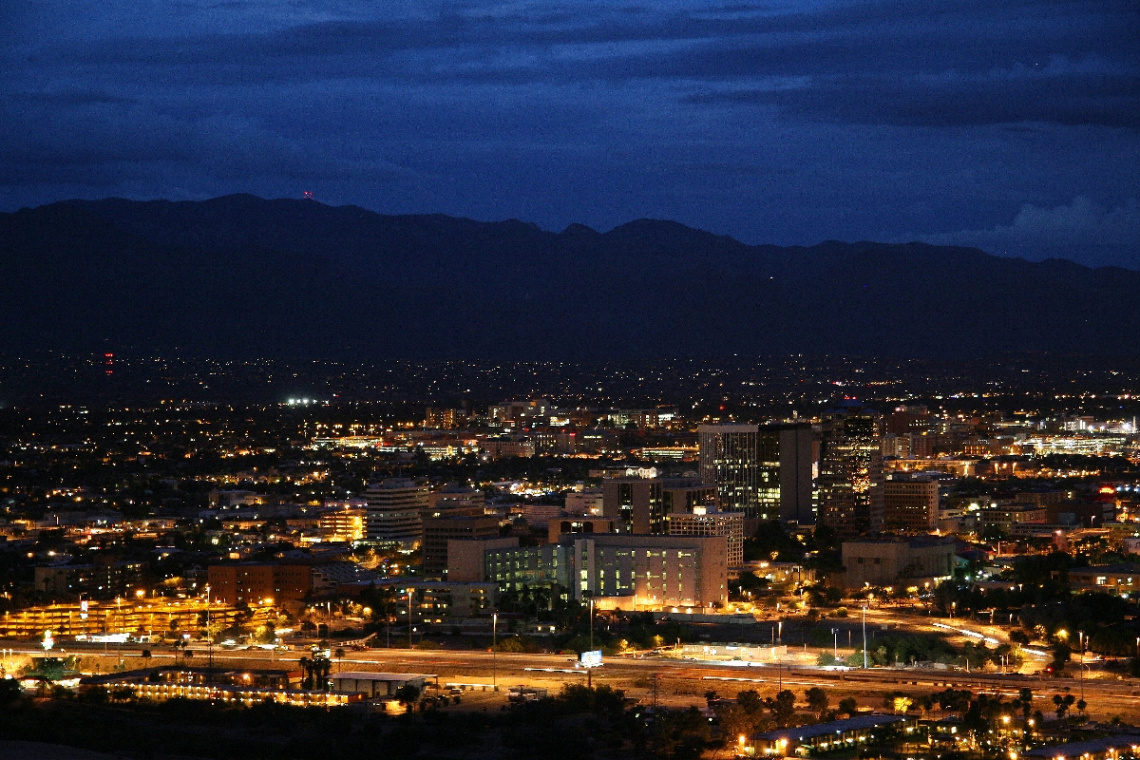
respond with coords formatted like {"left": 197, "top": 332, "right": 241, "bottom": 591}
{"left": 923, "top": 197, "right": 1140, "bottom": 268}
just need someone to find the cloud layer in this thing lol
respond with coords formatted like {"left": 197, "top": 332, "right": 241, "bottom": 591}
{"left": 1, "top": 0, "right": 1138, "bottom": 264}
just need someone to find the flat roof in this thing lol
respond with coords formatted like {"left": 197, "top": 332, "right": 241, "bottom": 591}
{"left": 1025, "top": 735, "right": 1140, "bottom": 758}
{"left": 754, "top": 714, "right": 908, "bottom": 742}
{"left": 1069, "top": 564, "right": 1140, "bottom": 575}
{"left": 332, "top": 672, "right": 434, "bottom": 682}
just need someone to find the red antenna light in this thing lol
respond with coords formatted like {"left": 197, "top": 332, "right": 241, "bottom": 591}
{"left": 303, "top": 191, "right": 314, "bottom": 200}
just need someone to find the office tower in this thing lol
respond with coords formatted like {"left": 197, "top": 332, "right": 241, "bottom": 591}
{"left": 698, "top": 423, "right": 814, "bottom": 523}
{"left": 818, "top": 402, "right": 884, "bottom": 534}
{"left": 699, "top": 424, "right": 760, "bottom": 515}
{"left": 601, "top": 477, "right": 714, "bottom": 534}
{"left": 425, "top": 485, "right": 486, "bottom": 517}
{"left": 421, "top": 514, "right": 500, "bottom": 577}
{"left": 774, "top": 423, "right": 814, "bottom": 525}
{"left": 363, "top": 478, "right": 427, "bottom": 547}
{"left": 883, "top": 476, "right": 939, "bottom": 532}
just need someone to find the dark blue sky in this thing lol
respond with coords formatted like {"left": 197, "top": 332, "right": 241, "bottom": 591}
{"left": 2, "top": 0, "right": 1138, "bottom": 266}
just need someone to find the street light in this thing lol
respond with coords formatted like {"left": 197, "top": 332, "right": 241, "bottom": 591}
{"left": 588, "top": 598, "right": 595, "bottom": 689}
{"left": 1079, "top": 631, "right": 1087, "bottom": 703}
{"left": 831, "top": 628, "right": 838, "bottom": 660}
{"left": 862, "top": 604, "right": 868, "bottom": 669}
{"left": 204, "top": 585, "right": 213, "bottom": 682}
{"left": 492, "top": 611, "right": 498, "bottom": 692}
{"left": 589, "top": 597, "right": 594, "bottom": 652}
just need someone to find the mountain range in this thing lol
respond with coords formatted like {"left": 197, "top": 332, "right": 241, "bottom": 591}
{"left": 0, "top": 194, "right": 1134, "bottom": 359}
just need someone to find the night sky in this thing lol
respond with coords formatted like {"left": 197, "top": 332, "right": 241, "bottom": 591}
{"left": 2, "top": 1, "right": 1138, "bottom": 267}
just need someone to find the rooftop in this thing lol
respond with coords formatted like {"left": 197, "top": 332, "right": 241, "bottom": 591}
{"left": 754, "top": 714, "right": 908, "bottom": 742}
{"left": 332, "top": 672, "right": 434, "bottom": 682}
{"left": 1025, "top": 734, "right": 1140, "bottom": 758}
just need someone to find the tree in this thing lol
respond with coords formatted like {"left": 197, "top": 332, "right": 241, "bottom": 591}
{"left": 1051, "top": 643, "right": 1072, "bottom": 675}
{"left": 109, "top": 685, "right": 136, "bottom": 703}
{"left": 893, "top": 696, "right": 913, "bottom": 715}
{"left": 806, "top": 687, "right": 829, "bottom": 718}
{"left": 765, "top": 690, "right": 797, "bottom": 728}
{"left": 1053, "top": 693, "right": 1075, "bottom": 720}
{"left": 312, "top": 655, "right": 332, "bottom": 691}
{"left": 936, "top": 688, "right": 973, "bottom": 716}
{"left": 1014, "top": 688, "right": 1033, "bottom": 727}
{"left": 838, "top": 697, "right": 858, "bottom": 717}
{"left": 394, "top": 684, "right": 421, "bottom": 714}
{"left": 737, "top": 689, "right": 763, "bottom": 715}
{"left": 0, "top": 678, "right": 21, "bottom": 705}
{"left": 299, "top": 656, "right": 313, "bottom": 689}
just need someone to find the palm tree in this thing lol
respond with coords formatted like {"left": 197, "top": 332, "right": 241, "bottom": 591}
{"left": 1015, "top": 688, "right": 1033, "bottom": 730}
{"left": 335, "top": 647, "right": 345, "bottom": 673}
{"left": 298, "top": 656, "right": 313, "bottom": 689}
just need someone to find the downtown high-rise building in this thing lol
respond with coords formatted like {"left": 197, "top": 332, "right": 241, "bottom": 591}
{"left": 363, "top": 478, "right": 428, "bottom": 547}
{"left": 601, "top": 477, "right": 715, "bottom": 534}
{"left": 697, "top": 423, "right": 814, "bottom": 523}
{"left": 817, "top": 402, "right": 884, "bottom": 534}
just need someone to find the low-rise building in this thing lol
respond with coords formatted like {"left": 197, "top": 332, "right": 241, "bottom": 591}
{"left": 448, "top": 532, "right": 729, "bottom": 610}
{"left": 746, "top": 714, "right": 916, "bottom": 756}
{"left": 207, "top": 563, "right": 315, "bottom": 605}
{"left": 0, "top": 599, "right": 237, "bottom": 639}
{"left": 33, "top": 558, "right": 148, "bottom": 601}
{"left": 1066, "top": 564, "right": 1140, "bottom": 595}
{"left": 977, "top": 504, "right": 1047, "bottom": 533}
{"left": 318, "top": 508, "right": 365, "bottom": 543}
{"left": 572, "top": 533, "right": 727, "bottom": 609}
{"left": 840, "top": 536, "right": 956, "bottom": 589}
{"left": 329, "top": 672, "right": 431, "bottom": 698}
{"left": 1025, "top": 735, "right": 1140, "bottom": 760}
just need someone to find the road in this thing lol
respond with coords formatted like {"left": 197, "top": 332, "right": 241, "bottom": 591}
{"left": 7, "top": 639, "right": 1139, "bottom": 717}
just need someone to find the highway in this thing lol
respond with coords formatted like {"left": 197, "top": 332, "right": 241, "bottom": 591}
{"left": 7, "top": 639, "right": 1140, "bottom": 717}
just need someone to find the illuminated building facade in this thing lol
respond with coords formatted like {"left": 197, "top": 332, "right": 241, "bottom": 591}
{"left": 818, "top": 403, "right": 884, "bottom": 534}
{"left": 0, "top": 599, "right": 237, "bottom": 639}
{"left": 698, "top": 423, "right": 813, "bottom": 523}
{"left": 699, "top": 424, "right": 760, "bottom": 516}
{"left": 318, "top": 509, "right": 365, "bottom": 543}
{"left": 363, "top": 478, "right": 427, "bottom": 547}
{"left": 572, "top": 533, "right": 728, "bottom": 609}
{"left": 207, "top": 563, "right": 314, "bottom": 605}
